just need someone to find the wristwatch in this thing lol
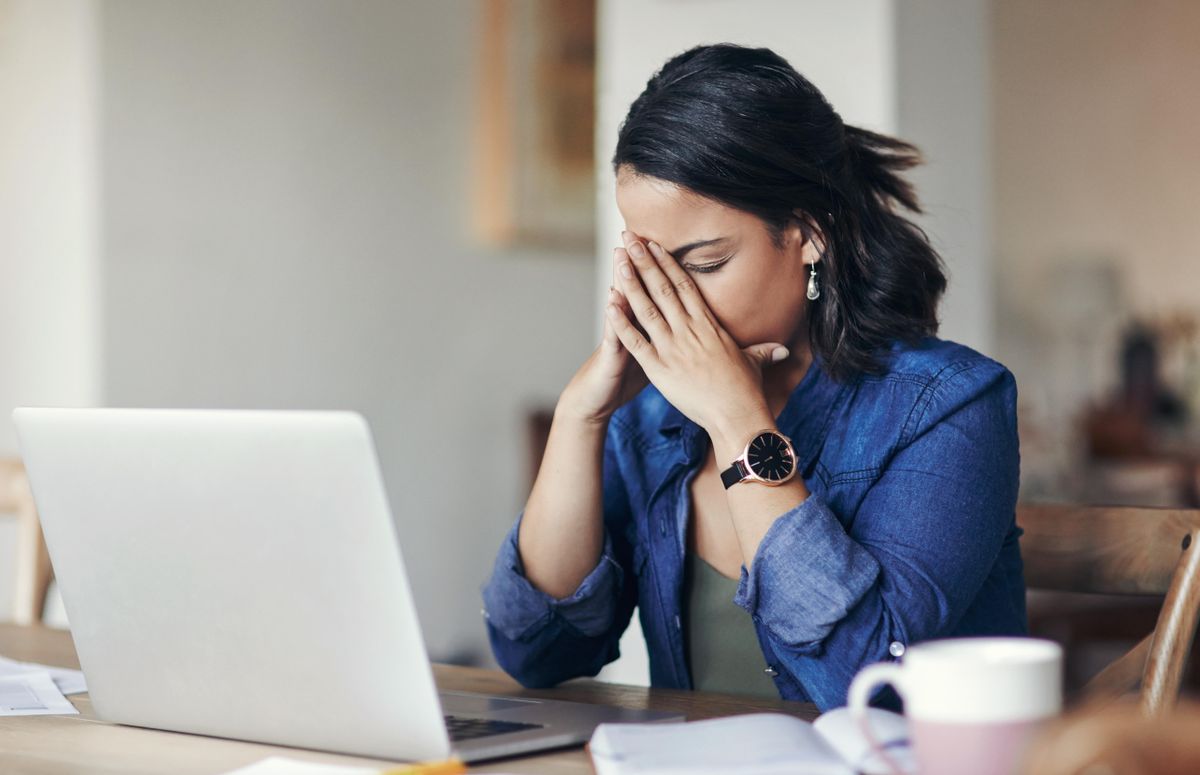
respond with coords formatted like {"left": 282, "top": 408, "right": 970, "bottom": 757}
{"left": 720, "top": 429, "right": 798, "bottom": 489}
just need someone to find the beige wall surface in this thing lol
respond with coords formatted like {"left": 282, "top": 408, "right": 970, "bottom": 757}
{"left": 0, "top": 0, "right": 597, "bottom": 658}
{"left": 0, "top": 0, "right": 101, "bottom": 620}
{"left": 97, "top": 0, "right": 598, "bottom": 664}
{"left": 993, "top": 0, "right": 1200, "bottom": 494}
{"left": 995, "top": 0, "right": 1200, "bottom": 317}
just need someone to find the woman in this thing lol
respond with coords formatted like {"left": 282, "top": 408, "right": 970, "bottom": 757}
{"left": 481, "top": 43, "right": 1025, "bottom": 711}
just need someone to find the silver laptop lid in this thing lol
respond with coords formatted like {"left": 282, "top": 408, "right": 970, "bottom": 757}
{"left": 13, "top": 407, "right": 451, "bottom": 762}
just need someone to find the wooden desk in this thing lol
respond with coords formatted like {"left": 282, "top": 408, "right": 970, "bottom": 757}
{"left": 0, "top": 624, "right": 819, "bottom": 774}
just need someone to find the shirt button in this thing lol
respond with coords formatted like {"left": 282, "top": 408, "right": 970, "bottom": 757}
{"left": 674, "top": 614, "right": 681, "bottom": 631}
{"left": 764, "top": 665, "right": 779, "bottom": 677}
{"left": 889, "top": 641, "right": 906, "bottom": 658}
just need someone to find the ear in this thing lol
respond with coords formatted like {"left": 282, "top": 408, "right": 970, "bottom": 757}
{"left": 788, "top": 210, "right": 827, "bottom": 265}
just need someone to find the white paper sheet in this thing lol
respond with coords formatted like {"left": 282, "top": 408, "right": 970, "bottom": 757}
{"left": 589, "top": 713, "right": 852, "bottom": 775}
{"left": 0, "top": 671, "right": 79, "bottom": 716}
{"left": 0, "top": 654, "right": 87, "bottom": 695}
{"left": 221, "top": 757, "right": 380, "bottom": 775}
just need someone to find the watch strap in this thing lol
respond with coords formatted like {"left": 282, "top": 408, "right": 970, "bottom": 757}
{"left": 720, "top": 459, "right": 750, "bottom": 489}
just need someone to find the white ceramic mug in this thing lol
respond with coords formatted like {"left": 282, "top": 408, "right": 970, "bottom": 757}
{"left": 847, "top": 637, "right": 1063, "bottom": 775}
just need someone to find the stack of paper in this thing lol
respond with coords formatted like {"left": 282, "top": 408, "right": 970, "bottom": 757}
{"left": 0, "top": 654, "right": 86, "bottom": 717}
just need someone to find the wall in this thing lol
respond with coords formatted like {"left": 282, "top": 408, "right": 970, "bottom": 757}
{"left": 96, "top": 0, "right": 599, "bottom": 663}
{"left": 995, "top": 0, "right": 1200, "bottom": 319}
{"left": 0, "top": 0, "right": 101, "bottom": 619}
{"left": 897, "top": 0, "right": 993, "bottom": 355}
{"left": 993, "top": 0, "right": 1200, "bottom": 495}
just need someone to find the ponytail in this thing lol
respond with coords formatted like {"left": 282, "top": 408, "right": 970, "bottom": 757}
{"left": 842, "top": 125, "right": 923, "bottom": 214}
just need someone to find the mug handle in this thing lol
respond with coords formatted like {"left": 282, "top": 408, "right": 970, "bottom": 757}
{"left": 847, "top": 662, "right": 910, "bottom": 775}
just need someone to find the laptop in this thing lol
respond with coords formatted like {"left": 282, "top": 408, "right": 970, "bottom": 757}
{"left": 12, "top": 407, "right": 680, "bottom": 762}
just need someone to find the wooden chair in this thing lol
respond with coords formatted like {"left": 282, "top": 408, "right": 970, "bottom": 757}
{"left": 1019, "top": 503, "right": 1200, "bottom": 716}
{"left": 0, "top": 459, "right": 53, "bottom": 624}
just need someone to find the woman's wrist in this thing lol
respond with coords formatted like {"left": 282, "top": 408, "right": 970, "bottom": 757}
{"left": 709, "top": 408, "right": 778, "bottom": 465}
{"left": 554, "top": 390, "right": 613, "bottom": 430}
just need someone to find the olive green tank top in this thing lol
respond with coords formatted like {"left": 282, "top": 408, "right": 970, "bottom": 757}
{"left": 683, "top": 552, "right": 780, "bottom": 699}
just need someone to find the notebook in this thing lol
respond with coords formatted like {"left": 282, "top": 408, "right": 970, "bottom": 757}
{"left": 588, "top": 707, "right": 913, "bottom": 775}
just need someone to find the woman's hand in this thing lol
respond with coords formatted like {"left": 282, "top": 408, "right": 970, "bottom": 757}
{"left": 557, "top": 247, "right": 651, "bottom": 426}
{"left": 606, "top": 230, "right": 788, "bottom": 441}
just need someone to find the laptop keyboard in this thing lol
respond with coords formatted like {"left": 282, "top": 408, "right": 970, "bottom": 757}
{"left": 444, "top": 714, "right": 544, "bottom": 742}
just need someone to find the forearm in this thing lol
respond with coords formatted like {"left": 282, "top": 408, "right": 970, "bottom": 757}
{"left": 710, "top": 410, "right": 812, "bottom": 570}
{"left": 516, "top": 401, "right": 609, "bottom": 599}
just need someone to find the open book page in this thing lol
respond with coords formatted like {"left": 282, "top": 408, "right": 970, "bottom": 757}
{"left": 589, "top": 713, "right": 853, "bottom": 775}
{"left": 813, "top": 707, "right": 915, "bottom": 775}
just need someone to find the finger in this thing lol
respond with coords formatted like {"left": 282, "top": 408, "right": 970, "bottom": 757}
{"left": 612, "top": 285, "right": 652, "bottom": 345}
{"left": 606, "top": 299, "right": 659, "bottom": 370}
{"left": 602, "top": 288, "right": 621, "bottom": 351}
{"left": 644, "top": 239, "right": 710, "bottom": 320}
{"left": 743, "top": 343, "right": 790, "bottom": 368}
{"left": 615, "top": 246, "right": 673, "bottom": 344}
{"left": 621, "top": 231, "right": 689, "bottom": 329}
{"left": 611, "top": 250, "right": 640, "bottom": 323}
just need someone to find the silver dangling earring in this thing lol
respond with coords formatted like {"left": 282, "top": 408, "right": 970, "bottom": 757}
{"left": 806, "top": 262, "right": 821, "bottom": 301}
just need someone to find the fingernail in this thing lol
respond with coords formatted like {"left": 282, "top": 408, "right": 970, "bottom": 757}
{"left": 772, "top": 347, "right": 789, "bottom": 362}
{"left": 647, "top": 241, "right": 661, "bottom": 255}
{"left": 619, "top": 262, "right": 633, "bottom": 279}
{"left": 628, "top": 242, "right": 645, "bottom": 259}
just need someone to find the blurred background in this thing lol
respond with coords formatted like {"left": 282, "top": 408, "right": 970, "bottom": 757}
{"left": 2, "top": 0, "right": 1198, "bottom": 686}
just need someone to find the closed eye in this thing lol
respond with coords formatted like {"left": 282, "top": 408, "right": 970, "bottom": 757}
{"left": 682, "top": 255, "right": 733, "bottom": 274}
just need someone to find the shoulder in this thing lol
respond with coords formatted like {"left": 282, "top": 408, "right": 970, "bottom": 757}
{"left": 837, "top": 336, "right": 1017, "bottom": 447}
{"left": 870, "top": 336, "right": 1009, "bottom": 387}
{"left": 856, "top": 337, "right": 1014, "bottom": 400}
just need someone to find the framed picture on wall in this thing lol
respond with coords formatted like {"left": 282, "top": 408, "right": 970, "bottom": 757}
{"left": 473, "top": 0, "right": 596, "bottom": 250}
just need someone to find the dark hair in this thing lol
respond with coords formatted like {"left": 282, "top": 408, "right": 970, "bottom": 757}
{"left": 612, "top": 43, "right": 947, "bottom": 381}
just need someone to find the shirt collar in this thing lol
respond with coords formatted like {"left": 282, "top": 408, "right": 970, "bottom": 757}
{"left": 656, "top": 354, "right": 850, "bottom": 473}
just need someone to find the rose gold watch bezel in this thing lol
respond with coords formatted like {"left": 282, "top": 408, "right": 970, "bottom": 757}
{"left": 736, "top": 429, "right": 798, "bottom": 487}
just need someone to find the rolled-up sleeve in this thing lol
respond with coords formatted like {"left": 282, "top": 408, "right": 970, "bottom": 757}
{"left": 481, "top": 414, "right": 639, "bottom": 688}
{"left": 733, "top": 494, "right": 880, "bottom": 649}
{"left": 482, "top": 510, "right": 625, "bottom": 641}
{"left": 732, "top": 361, "right": 1022, "bottom": 709}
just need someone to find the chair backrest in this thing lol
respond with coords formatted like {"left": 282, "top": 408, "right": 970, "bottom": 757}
{"left": 1018, "top": 503, "right": 1200, "bottom": 716}
{"left": 0, "top": 458, "right": 53, "bottom": 624}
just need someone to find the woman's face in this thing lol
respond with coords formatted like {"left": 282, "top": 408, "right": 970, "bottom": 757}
{"left": 614, "top": 168, "right": 818, "bottom": 351}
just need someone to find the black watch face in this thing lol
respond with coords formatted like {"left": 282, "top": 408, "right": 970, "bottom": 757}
{"left": 747, "top": 432, "right": 795, "bottom": 481}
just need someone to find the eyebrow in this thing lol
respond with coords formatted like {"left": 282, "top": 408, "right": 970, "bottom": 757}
{"left": 668, "top": 237, "right": 730, "bottom": 261}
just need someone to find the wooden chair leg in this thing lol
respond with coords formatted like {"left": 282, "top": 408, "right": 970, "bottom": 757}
{"left": 1143, "top": 528, "right": 1200, "bottom": 716}
{"left": 1082, "top": 632, "right": 1153, "bottom": 706}
{"left": 13, "top": 499, "right": 53, "bottom": 626}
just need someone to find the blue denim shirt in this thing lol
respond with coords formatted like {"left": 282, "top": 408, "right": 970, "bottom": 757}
{"left": 481, "top": 336, "right": 1026, "bottom": 710}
